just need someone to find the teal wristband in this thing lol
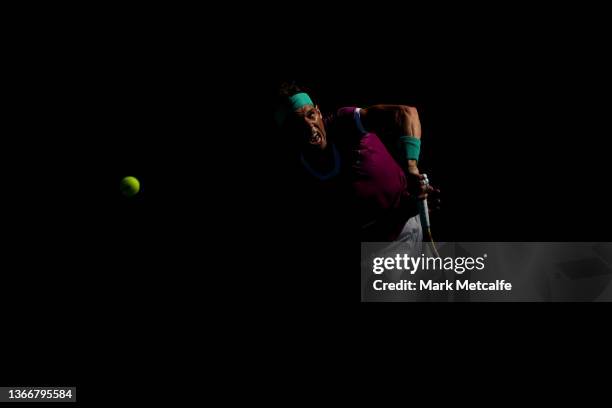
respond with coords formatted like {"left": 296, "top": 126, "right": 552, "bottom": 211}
{"left": 398, "top": 136, "right": 421, "bottom": 161}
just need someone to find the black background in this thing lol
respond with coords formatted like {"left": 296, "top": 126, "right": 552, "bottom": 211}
{"left": 3, "top": 15, "right": 612, "bottom": 402}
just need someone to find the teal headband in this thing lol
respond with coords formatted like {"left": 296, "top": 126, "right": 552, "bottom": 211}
{"left": 398, "top": 136, "right": 421, "bottom": 161}
{"left": 275, "top": 93, "right": 315, "bottom": 128}
{"left": 289, "top": 93, "right": 314, "bottom": 111}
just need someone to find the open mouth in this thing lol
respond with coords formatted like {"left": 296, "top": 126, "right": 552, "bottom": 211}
{"left": 308, "top": 127, "right": 322, "bottom": 145}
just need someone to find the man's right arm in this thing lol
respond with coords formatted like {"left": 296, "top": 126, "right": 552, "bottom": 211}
{"left": 359, "top": 104, "right": 421, "bottom": 175}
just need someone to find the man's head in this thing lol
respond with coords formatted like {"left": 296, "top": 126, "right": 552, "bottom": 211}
{"left": 276, "top": 82, "right": 328, "bottom": 151}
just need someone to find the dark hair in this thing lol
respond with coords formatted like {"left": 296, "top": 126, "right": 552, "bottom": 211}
{"left": 276, "top": 80, "right": 315, "bottom": 105}
{"left": 278, "top": 80, "right": 302, "bottom": 98}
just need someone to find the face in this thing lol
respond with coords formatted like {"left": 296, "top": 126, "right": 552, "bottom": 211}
{"left": 288, "top": 104, "right": 328, "bottom": 151}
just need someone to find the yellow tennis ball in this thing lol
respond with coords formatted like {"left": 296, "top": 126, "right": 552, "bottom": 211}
{"left": 120, "top": 176, "right": 140, "bottom": 197}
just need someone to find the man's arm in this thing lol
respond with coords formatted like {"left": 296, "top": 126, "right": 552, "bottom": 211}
{"left": 359, "top": 105, "right": 421, "bottom": 174}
